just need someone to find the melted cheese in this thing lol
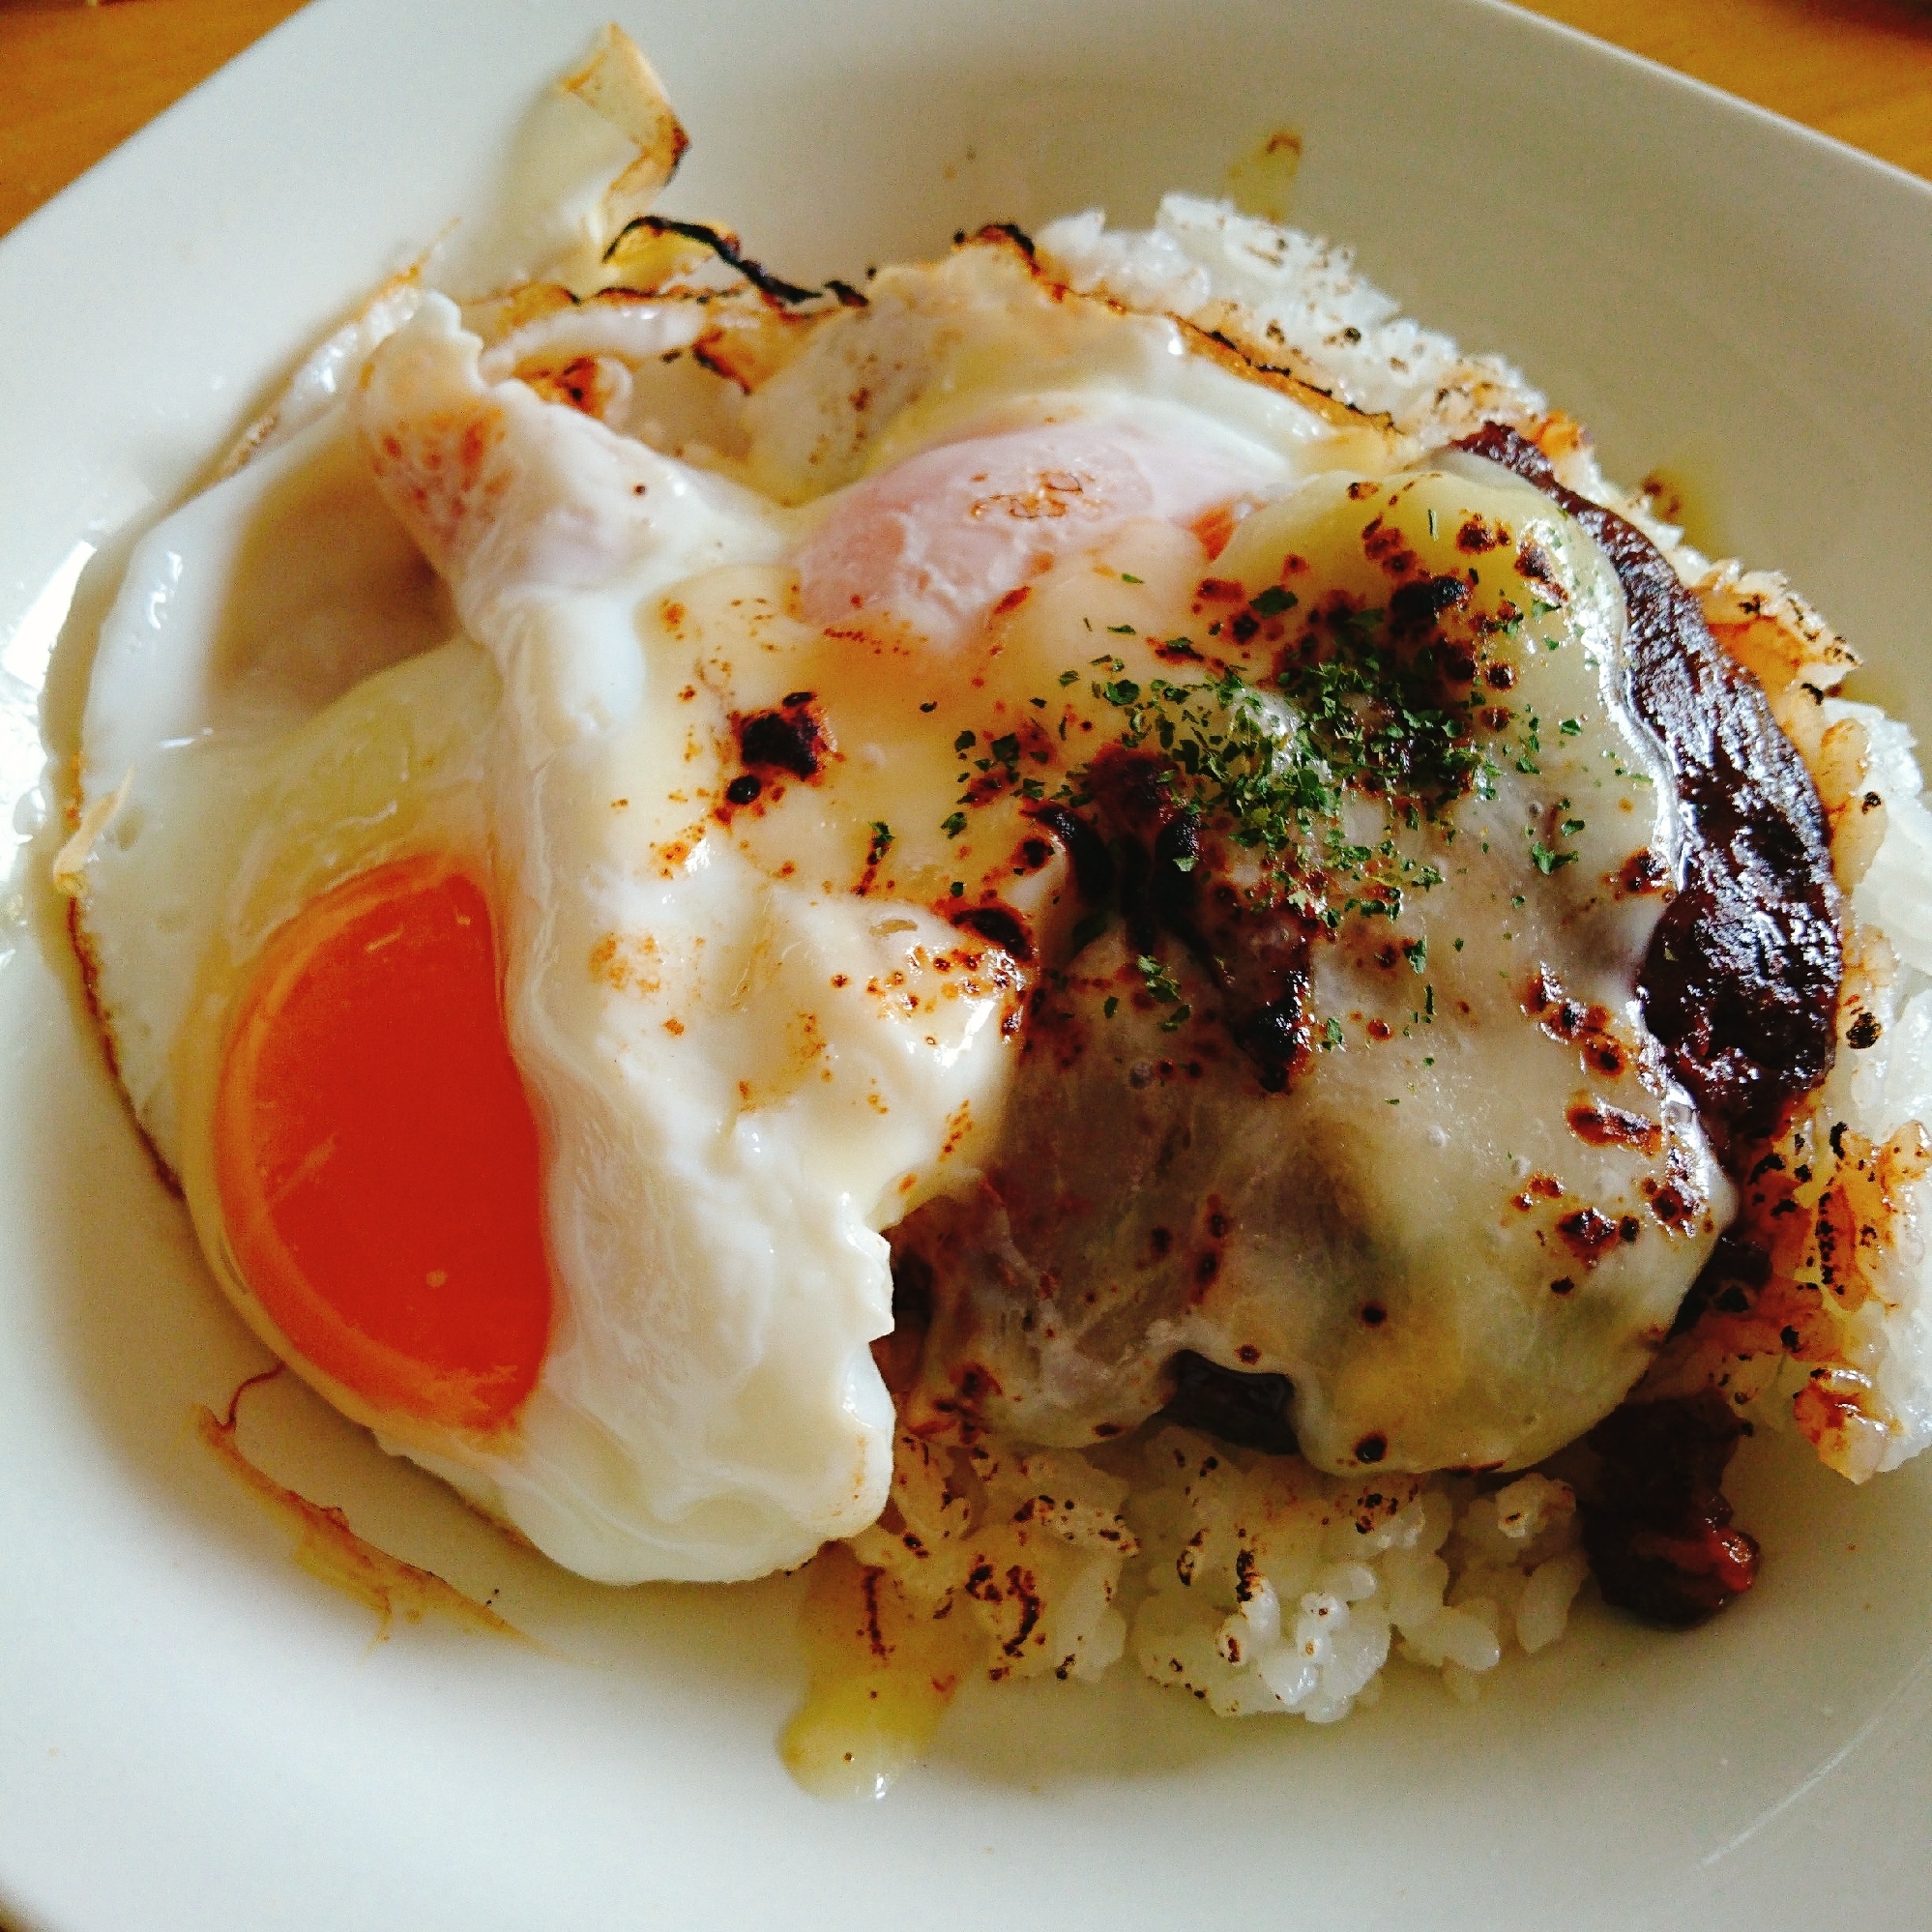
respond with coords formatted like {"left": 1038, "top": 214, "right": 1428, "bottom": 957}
{"left": 899, "top": 461, "right": 1733, "bottom": 1475}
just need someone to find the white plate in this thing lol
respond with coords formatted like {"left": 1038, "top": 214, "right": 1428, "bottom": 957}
{"left": 2, "top": 4, "right": 1930, "bottom": 1927}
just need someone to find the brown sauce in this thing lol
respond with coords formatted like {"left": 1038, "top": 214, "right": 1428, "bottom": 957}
{"left": 1454, "top": 424, "right": 1842, "bottom": 1154}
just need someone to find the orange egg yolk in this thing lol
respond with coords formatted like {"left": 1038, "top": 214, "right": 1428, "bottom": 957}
{"left": 214, "top": 857, "right": 552, "bottom": 1434}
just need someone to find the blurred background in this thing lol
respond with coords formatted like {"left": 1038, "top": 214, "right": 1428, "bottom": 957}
{"left": 2, "top": 0, "right": 1929, "bottom": 237}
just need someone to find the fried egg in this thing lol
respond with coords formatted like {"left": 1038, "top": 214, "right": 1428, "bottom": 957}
{"left": 67, "top": 191, "right": 1730, "bottom": 1583}
{"left": 67, "top": 230, "right": 1361, "bottom": 1581}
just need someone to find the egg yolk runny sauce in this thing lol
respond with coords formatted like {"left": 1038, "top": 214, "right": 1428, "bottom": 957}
{"left": 214, "top": 857, "right": 552, "bottom": 1433}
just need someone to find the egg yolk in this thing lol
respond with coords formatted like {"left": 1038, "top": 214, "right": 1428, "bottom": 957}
{"left": 792, "top": 420, "right": 1273, "bottom": 647}
{"left": 214, "top": 857, "right": 552, "bottom": 1434}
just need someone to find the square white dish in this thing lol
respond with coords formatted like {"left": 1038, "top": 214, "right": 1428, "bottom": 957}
{"left": 1, "top": 3, "right": 1928, "bottom": 1928}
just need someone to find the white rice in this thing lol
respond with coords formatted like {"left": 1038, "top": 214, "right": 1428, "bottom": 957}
{"left": 850, "top": 1421, "right": 1595, "bottom": 1725}
{"left": 1812, "top": 699, "right": 1932, "bottom": 1470}
{"left": 1037, "top": 197, "right": 1543, "bottom": 443}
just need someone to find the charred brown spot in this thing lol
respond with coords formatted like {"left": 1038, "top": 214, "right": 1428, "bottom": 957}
{"left": 1651, "top": 1185, "right": 1694, "bottom": 1228}
{"left": 950, "top": 902, "right": 1034, "bottom": 962}
{"left": 738, "top": 694, "right": 828, "bottom": 779}
{"left": 1511, "top": 1171, "right": 1566, "bottom": 1212}
{"left": 1847, "top": 1010, "right": 1883, "bottom": 1050}
{"left": 1483, "top": 660, "right": 1517, "bottom": 691}
{"left": 1566, "top": 1099, "right": 1664, "bottom": 1156}
{"left": 724, "top": 773, "right": 762, "bottom": 806}
{"left": 1078, "top": 751, "right": 1315, "bottom": 1094}
{"left": 524, "top": 355, "right": 606, "bottom": 415}
{"left": 1514, "top": 538, "right": 1562, "bottom": 588}
{"left": 1558, "top": 1207, "right": 1622, "bottom": 1264}
{"left": 1232, "top": 982, "right": 1312, "bottom": 1093}
{"left": 1527, "top": 968, "right": 1628, "bottom": 1078}
{"left": 1081, "top": 743, "right": 1173, "bottom": 844}
{"left": 1388, "top": 573, "right": 1472, "bottom": 631}
{"left": 1353, "top": 1433, "right": 1387, "bottom": 1464}
{"left": 974, "top": 219, "right": 1037, "bottom": 259}
{"left": 1360, "top": 518, "right": 1415, "bottom": 574}
{"left": 1618, "top": 848, "right": 1669, "bottom": 895}
{"left": 1530, "top": 981, "right": 1607, "bottom": 1042}
{"left": 1157, "top": 1350, "right": 1298, "bottom": 1456}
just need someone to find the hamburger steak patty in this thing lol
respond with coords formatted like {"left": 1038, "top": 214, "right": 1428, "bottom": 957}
{"left": 1452, "top": 423, "right": 1842, "bottom": 1151}
{"left": 894, "top": 427, "right": 1843, "bottom": 1475}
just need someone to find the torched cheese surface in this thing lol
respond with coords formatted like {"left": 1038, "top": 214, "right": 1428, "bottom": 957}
{"left": 656, "top": 440, "right": 1730, "bottom": 1477}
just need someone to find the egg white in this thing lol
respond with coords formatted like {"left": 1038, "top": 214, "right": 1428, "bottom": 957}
{"left": 71, "top": 236, "right": 1372, "bottom": 1583}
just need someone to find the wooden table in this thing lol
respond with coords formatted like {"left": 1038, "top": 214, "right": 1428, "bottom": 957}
{"left": 3, "top": 0, "right": 1930, "bottom": 238}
